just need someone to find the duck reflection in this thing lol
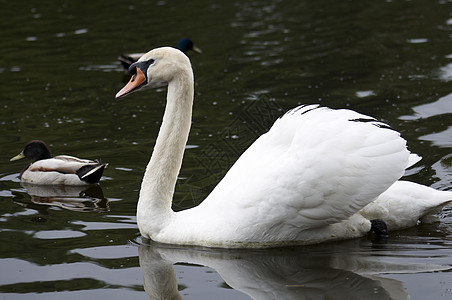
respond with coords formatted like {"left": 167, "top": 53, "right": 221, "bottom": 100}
{"left": 138, "top": 240, "right": 450, "bottom": 300}
{"left": 15, "top": 183, "right": 109, "bottom": 213}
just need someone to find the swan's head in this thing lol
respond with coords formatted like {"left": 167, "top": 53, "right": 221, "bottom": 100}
{"left": 115, "top": 47, "right": 191, "bottom": 99}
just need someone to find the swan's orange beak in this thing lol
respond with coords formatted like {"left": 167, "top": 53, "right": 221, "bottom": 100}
{"left": 115, "top": 67, "right": 147, "bottom": 99}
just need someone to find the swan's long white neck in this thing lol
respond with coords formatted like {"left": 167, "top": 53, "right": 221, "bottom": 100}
{"left": 137, "top": 68, "right": 194, "bottom": 237}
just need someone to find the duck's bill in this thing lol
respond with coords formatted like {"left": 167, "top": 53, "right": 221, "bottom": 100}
{"left": 10, "top": 151, "right": 25, "bottom": 161}
{"left": 193, "top": 46, "right": 203, "bottom": 54}
{"left": 115, "top": 68, "right": 147, "bottom": 99}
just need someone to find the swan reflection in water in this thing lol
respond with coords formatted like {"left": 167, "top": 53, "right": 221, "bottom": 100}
{"left": 13, "top": 183, "right": 109, "bottom": 214}
{"left": 137, "top": 238, "right": 450, "bottom": 300}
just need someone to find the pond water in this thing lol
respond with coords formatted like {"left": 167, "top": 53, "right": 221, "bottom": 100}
{"left": 1, "top": 0, "right": 451, "bottom": 299}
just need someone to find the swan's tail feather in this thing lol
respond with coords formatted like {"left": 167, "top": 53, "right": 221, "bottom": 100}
{"left": 422, "top": 200, "right": 452, "bottom": 216}
{"left": 407, "top": 153, "right": 422, "bottom": 168}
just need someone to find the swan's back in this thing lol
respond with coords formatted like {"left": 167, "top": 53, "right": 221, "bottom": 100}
{"left": 173, "top": 105, "right": 411, "bottom": 245}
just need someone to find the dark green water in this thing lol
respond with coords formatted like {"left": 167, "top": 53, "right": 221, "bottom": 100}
{"left": 1, "top": 0, "right": 451, "bottom": 299}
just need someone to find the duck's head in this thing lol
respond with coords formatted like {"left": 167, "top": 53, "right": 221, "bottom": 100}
{"left": 177, "top": 38, "right": 202, "bottom": 54}
{"left": 10, "top": 140, "right": 52, "bottom": 162}
{"left": 115, "top": 47, "right": 192, "bottom": 99}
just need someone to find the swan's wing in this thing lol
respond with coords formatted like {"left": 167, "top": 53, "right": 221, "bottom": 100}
{"left": 201, "top": 105, "right": 410, "bottom": 230}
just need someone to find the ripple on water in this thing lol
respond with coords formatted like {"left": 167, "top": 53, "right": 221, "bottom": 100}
{"left": 419, "top": 127, "right": 452, "bottom": 148}
{"left": 33, "top": 230, "right": 86, "bottom": 239}
{"left": 399, "top": 93, "right": 452, "bottom": 120}
{"left": 71, "top": 244, "right": 138, "bottom": 259}
{"left": 71, "top": 219, "right": 137, "bottom": 231}
{"left": 0, "top": 258, "right": 142, "bottom": 288}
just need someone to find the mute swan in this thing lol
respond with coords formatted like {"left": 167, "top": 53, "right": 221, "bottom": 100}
{"left": 118, "top": 38, "right": 202, "bottom": 70}
{"left": 116, "top": 47, "right": 452, "bottom": 248}
{"left": 10, "top": 140, "right": 108, "bottom": 185}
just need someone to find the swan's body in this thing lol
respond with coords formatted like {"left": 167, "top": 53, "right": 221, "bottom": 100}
{"left": 11, "top": 140, "right": 107, "bottom": 186}
{"left": 116, "top": 47, "right": 451, "bottom": 248}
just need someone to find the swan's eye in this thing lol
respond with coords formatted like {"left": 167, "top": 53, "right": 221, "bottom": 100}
{"left": 128, "top": 59, "right": 155, "bottom": 80}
